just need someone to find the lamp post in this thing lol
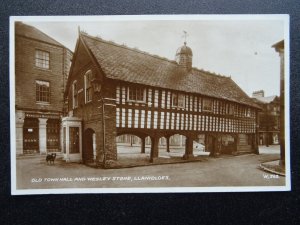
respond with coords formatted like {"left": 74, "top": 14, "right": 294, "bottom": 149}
{"left": 91, "top": 78, "right": 106, "bottom": 167}
{"left": 273, "top": 40, "right": 285, "bottom": 166}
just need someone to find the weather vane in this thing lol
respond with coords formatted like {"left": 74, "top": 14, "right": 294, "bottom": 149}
{"left": 182, "top": 30, "right": 189, "bottom": 43}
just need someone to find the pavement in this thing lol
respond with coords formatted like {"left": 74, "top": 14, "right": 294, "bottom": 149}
{"left": 258, "top": 145, "right": 280, "bottom": 154}
{"left": 14, "top": 144, "right": 286, "bottom": 190}
{"left": 259, "top": 160, "right": 285, "bottom": 176}
{"left": 110, "top": 144, "right": 209, "bottom": 168}
{"left": 257, "top": 145, "right": 285, "bottom": 176}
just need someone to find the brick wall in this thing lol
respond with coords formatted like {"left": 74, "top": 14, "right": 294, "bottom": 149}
{"left": 15, "top": 35, "right": 68, "bottom": 112}
{"left": 103, "top": 82, "right": 117, "bottom": 160}
{"left": 71, "top": 79, "right": 117, "bottom": 161}
{"left": 68, "top": 43, "right": 117, "bottom": 161}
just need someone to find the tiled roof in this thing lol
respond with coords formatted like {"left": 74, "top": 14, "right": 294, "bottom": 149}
{"left": 15, "top": 22, "right": 64, "bottom": 47}
{"left": 253, "top": 95, "right": 278, "bottom": 104}
{"left": 81, "top": 33, "right": 259, "bottom": 108}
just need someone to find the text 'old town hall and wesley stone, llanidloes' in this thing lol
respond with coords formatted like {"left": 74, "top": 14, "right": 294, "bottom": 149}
{"left": 15, "top": 22, "right": 270, "bottom": 167}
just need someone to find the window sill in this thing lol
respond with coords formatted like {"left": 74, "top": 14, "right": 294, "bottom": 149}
{"left": 36, "top": 101, "right": 50, "bottom": 105}
{"left": 127, "top": 100, "right": 146, "bottom": 104}
{"left": 34, "top": 66, "right": 51, "bottom": 72}
{"left": 171, "top": 106, "right": 185, "bottom": 110}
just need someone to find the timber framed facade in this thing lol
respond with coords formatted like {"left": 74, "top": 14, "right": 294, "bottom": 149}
{"left": 64, "top": 31, "right": 260, "bottom": 165}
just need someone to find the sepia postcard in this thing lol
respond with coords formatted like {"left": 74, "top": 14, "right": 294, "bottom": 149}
{"left": 10, "top": 15, "right": 290, "bottom": 195}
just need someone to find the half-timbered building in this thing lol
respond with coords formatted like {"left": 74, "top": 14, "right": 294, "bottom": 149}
{"left": 63, "top": 31, "right": 260, "bottom": 165}
{"left": 252, "top": 90, "right": 280, "bottom": 146}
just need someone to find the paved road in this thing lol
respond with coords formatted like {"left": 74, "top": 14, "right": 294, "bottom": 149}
{"left": 259, "top": 145, "right": 280, "bottom": 154}
{"left": 15, "top": 152, "right": 285, "bottom": 190}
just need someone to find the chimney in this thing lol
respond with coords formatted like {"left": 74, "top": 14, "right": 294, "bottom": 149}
{"left": 252, "top": 90, "right": 265, "bottom": 98}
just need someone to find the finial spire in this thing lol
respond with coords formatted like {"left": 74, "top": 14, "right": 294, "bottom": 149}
{"left": 182, "top": 30, "right": 188, "bottom": 44}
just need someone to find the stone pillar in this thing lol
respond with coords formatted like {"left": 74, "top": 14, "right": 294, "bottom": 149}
{"left": 150, "top": 136, "right": 159, "bottom": 162}
{"left": 93, "top": 133, "right": 97, "bottom": 161}
{"left": 60, "top": 124, "right": 64, "bottom": 153}
{"left": 102, "top": 98, "right": 117, "bottom": 161}
{"left": 180, "top": 135, "right": 183, "bottom": 147}
{"left": 183, "top": 137, "right": 194, "bottom": 159}
{"left": 166, "top": 137, "right": 170, "bottom": 153}
{"left": 15, "top": 111, "right": 25, "bottom": 155}
{"left": 209, "top": 135, "right": 222, "bottom": 157}
{"left": 208, "top": 135, "right": 216, "bottom": 157}
{"left": 232, "top": 135, "right": 238, "bottom": 156}
{"left": 38, "top": 118, "right": 48, "bottom": 154}
{"left": 253, "top": 133, "right": 259, "bottom": 154}
{"left": 141, "top": 137, "right": 145, "bottom": 154}
{"left": 65, "top": 125, "right": 70, "bottom": 162}
{"left": 213, "top": 136, "right": 221, "bottom": 157}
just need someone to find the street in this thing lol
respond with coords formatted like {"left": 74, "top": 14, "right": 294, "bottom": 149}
{"left": 15, "top": 145, "right": 285, "bottom": 190}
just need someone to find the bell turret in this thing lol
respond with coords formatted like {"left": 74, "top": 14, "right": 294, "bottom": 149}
{"left": 175, "top": 42, "right": 193, "bottom": 71}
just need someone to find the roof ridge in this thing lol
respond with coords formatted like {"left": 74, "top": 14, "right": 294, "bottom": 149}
{"left": 81, "top": 32, "right": 177, "bottom": 64}
{"left": 16, "top": 22, "right": 64, "bottom": 47}
{"left": 75, "top": 31, "right": 258, "bottom": 108}
{"left": 192, "top": 67, "right": 231, "bottom": 79}
{"left": 81, "top": 32, "right": 230, "bottom": 80}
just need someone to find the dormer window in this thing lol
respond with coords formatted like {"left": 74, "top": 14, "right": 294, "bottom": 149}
{"left": 172, "top": 93, "right": 185, "bottom": 108}
{"left": 128, "top": 86, "right": 145, "bottom": 102}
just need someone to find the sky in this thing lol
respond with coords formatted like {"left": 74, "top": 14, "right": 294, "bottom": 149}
{"left": 20, "top": 15, "right": 287, "bottom": 97}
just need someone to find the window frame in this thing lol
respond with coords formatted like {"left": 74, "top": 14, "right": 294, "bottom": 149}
{"left": 228, "top": 104, "right": 235, "bottom": 115}
{"left": 36, "top": 80, "right": 50, "bottom": 104}
{"left": 203, "top": 98, "right": 213, "bottom": 112}
{"left": 127, "top": 86, "right": 146, "bottom": 103}
{"left": 246, "top": 108, "right": 251, "bottom": 117}
{"left": 72, "top": 80, "right": 78, "bottom": 109}
{"left": 84, "top": 70, "right": 93, "bottom": 103}
{"left": 35, "top": 49, "right": 50, "bottom": 70}
{"left": 172, "top": 93, "right": 185, "bottom": 108}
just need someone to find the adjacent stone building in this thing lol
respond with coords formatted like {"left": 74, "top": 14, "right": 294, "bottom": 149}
{"left": 63, "top": 31, "right": 260, "bottom": 165}
{"left": 15, "top": 22, "right": 72, "bottom": 155}
{"left": 252, "top": 90, "right": 280, "bottom": 146}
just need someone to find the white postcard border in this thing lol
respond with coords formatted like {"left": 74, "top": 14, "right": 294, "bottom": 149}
{"left": 10, "top": 14, "right": 291, "bottom": 195}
